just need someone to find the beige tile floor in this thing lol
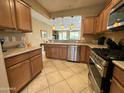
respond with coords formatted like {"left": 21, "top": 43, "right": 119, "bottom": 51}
{"left": 20, "top": 56, "right": 90, "bottom": 93}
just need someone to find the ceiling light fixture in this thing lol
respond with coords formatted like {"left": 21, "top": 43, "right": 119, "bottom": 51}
{"left": 70, "top": 16, "right": 75, "bottom": 30}
{"left": 61, "top": 17, "right": 64, "bottom": 30}
{"left": 51, "top": 18, "right": 56, "bottom": 30}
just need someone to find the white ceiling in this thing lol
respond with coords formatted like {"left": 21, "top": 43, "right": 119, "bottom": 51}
{"left": 37, "top": 0, "right": 104, "bottom": 12}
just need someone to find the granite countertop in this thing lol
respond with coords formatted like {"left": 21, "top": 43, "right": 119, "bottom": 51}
{"left": 41, "top": 42, "right": 107, "bottom": 49}
{"left": 113, "top": 61, "right": 124, "bottom": 71}
{"left": 3, "top": 46, "right": 41, "bottom": 59}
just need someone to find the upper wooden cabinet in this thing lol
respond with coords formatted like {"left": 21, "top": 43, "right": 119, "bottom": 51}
{"left": 102, "top": 3, "right": 112, "bottom": 32}
{"left": 112, "top": 0, "right": 121, "bottom": 7}
{"left": 83, "top": 17, "right": 95, "bottom": 35}
{"left": 16, "top": 0, "right": 32, "bottom": 32}
{"left": 0, "top": 0, "right": 16, "bottom": 30}
{"left": 0, "top": 0, "right": 32, "bottom": 32}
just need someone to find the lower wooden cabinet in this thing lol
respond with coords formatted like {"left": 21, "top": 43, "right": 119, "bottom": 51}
{"left": 30, "top": 55, "right": 43, "bottom": 78}
{"left": 44, "top": 44, "right": 90, "bottom": 63}
{"left": 110, "top": 66, "right": 124, "bottom": 93}
{"left": 80, "top": 46, "right": 86, "bottom": 62}
{"left": 110, "top": 78, "right": 124, "bottom": 93}
{"left": 44, "top": 44, "right": 67, "bottom": 60}
{"left": 80, "top": 46, "right": 90, "bottom": 63}
{"left": 5, "top": 49, "right": 42, "bottom": 93}
{"left": 7, "top": 60, "right": 31, "bottom": 93}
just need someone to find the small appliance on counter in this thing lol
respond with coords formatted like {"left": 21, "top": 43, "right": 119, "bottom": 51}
{"left": 0, "top": 38, "right": 7, "bottom": 52}
{"left": 106, "top": 38, "right": 120, "bottom": 49}
{"left": 97, "top": 36, "right": 106, "bottom": 45}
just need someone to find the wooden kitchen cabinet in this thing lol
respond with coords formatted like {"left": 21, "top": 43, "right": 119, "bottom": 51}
{"left": 7, "top": 60, "right": 31, "bottom": 93}
{"left": 16, "top": 0, "right": 32, "bottom": 32}
{"left": 95, "top": 13, "right": 104, "bottom": 33}
{"left": 83, "top": 17, "right": 95, "bottom": 35}
{"left": 112, "top": 0, "right": 121, "bottom": 7}
{"left": 0, "top": 0, "right": 16, "bottom": 30}
{"left": 80, "top": 46, "right": 86, "bottom": 62}
{"left": 80, "top": 46, "right": 90, "bottom": 63}
{"left": 30, "top": 55, "right": 43, "bottom": 78}
{"left": 110, "top": 66, "right": 124, "bottom": 93}
{"left": 5, "top": 49, "right": 42, "bottom": 93}
{"left": 102, "top": 3, "right": 112, "bottom": 32}
{"left": 59, "top": 46, "right": 68, "bottom": 60}
{"left": 0, "top": 0, "right": 32, "bottom": 32}
{"left": 44, "top": 44, "right": 68, "bottom": 60}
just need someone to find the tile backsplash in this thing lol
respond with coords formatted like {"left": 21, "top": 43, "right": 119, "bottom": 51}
{"left": 0, "top": 31, "right": 25, "bottom": 49}
{"left": 103, "top": 31, "right": 124, "bottom": 43}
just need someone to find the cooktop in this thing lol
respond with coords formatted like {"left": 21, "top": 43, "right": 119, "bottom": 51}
{"left": 92, "top": 48, "right": 124, "bottom": 61}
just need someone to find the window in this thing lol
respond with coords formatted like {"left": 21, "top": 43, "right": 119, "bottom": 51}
{"left": 58, "top": 32, "right": 67, "bottom": 40}
{"left": 70, "top": 31, "right": 80, "bottom": 40}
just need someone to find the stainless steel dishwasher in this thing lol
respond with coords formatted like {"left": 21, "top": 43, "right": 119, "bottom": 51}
{"left": 67, "top": 45, "right": 80, "bottom": 62}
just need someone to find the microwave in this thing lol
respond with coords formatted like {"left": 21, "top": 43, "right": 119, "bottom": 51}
{"left": 107, "top": 0, "right": 124, "bottom": 30}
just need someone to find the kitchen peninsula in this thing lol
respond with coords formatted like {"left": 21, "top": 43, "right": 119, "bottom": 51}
{"left": 41, "top": 42, "right": 107, "bottom": 63}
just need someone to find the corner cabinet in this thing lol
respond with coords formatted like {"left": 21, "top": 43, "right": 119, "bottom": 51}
{"left": 16, "top": 0, "right": 32, "bottom": 32}
{"left": 0, "top": 0, "right": 32, "bottom": 32}
{"left": 80, "top": 46, "right": 90, "bottom": 63}
{"left": 5, "top": 49, "right": 42, "bottom": 93}
{"left": 102, "top": 3, "right": 112, "bottom": 32}
{"left": 0, "top": 0, "right": 16, "bottom": 30}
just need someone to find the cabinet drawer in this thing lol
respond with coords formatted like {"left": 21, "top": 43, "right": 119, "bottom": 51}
{"left": 5, "top": 53, "right": 29, "bottom": 68}
{"left": 7, "top": 60, "right": 31, "bottom": 93}
{"left": 29, "top": 49, "right": 41, "bottom": 58}
{"left": 113, "top": 66, "right": 124, "bottom": 87}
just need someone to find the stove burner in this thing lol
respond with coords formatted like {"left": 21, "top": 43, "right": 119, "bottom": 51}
{"left": 92, "top": 48, "right": 124, "bottom": 61}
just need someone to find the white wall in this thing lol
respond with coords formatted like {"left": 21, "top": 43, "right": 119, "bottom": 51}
{"left": 25, "top": 9, "right": 52, "bottom": 47}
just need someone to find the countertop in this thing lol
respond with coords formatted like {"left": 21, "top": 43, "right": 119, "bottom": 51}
{"left": 3, "top": 46, "right": 41, "bottom": 59}
{"left": 113, "top": 61, "right": 124, "bottom": 71}
{"left": 41, "top": 42, "right": 107, "bottom": 49}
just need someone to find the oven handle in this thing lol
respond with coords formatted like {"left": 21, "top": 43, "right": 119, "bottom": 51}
{"left": 90, "top": 57, "right": 103, "bottom": 71}
{"left": 88, "top": 68, "right": 101, "bottom": 93}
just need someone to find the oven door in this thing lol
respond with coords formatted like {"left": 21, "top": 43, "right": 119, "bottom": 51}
{"left": 88, "top": 58, "right": 104, "bottom": 93}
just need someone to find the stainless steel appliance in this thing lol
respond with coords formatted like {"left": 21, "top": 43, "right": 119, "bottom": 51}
{"left": 108, "top": 0, "right": 124, "bottom": 30}
{"left": 67, "top": 45, "right": 80, "bottom": 62}
{"left": 88, "top": 48, "right": 124, "bottom": 93}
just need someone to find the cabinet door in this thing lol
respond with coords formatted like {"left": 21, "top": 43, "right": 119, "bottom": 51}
{"left": 7, "top": 60, "right": 31, "bottom": 93}
{"left": 110, "top": 78, "right": 124, "bottom": 93}
{"left": 0, "top": 0, "right": 16, "bottom": 29}
{"left": 30, "top": 55, "right": 43, "bottom": 78}
{"left": 16, "top": 0, "right": 32, "bottom": 32}
{"left": 59, "top": 46, "right": 67, "bottom": 60}
{"left": 45, "top": 47, "right": 52, "bottom": 58}
{"left": 80, "top": 46, "right": 86, "bottom": 62}
{"left": 51, "top": 47, "right": 60, "bottom": 59}
{"left": 83, "top": 17, "right": 95, "bottom": 34}
{"left": 102, "top": 3, "right": 112, "bottom": 32}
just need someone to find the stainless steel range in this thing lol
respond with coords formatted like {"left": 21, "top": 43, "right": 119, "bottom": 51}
{"left": 88, "top": 48, "right": 124, "bottom": 93}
